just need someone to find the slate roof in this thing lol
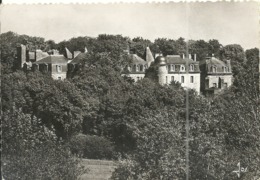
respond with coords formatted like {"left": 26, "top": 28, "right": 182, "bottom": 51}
{"left": 33, "top": 55, "right": 68, "bottom": 64}
{"left": 65, "top": 48, "right": 73, "bottom": 59}
{"left": 130, "top": 54, "right": 147, "bottom": 65}
{"left": 69, "top": 53, "right": 88, "bottom": 64}
{"left": 165, "top": 55, "right": 198, "bottom": 64}
{"left": 145, "top": 47, "right": 155, "bottom": 65}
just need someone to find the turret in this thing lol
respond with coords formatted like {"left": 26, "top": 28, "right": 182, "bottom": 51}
{"left": 158, "top": 56, "right": 168, "bottom": 85}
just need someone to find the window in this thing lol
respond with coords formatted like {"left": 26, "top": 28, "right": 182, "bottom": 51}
{"left": 137, "top": 77, "right": 140, "bottom": 81}
{"left": 190, "top": 76, "right": 194, "bottom": 83}
{"left": 181, "top": 76, "right": 184, "bottom": 83}
{"left": 211, "top": 66, "right": 216, "bottom": 73}
{"left": 136, "top": 65, "right": 139, "bottom": 72}
{"left": 171, "top": 64, "right": 175, "bottom": 71}
{"left": 140, "top": 65, "right": 143, "bottom": 72}
{"left": 213, "top": 83, "right": 217, "bottom": 88}
{"left": 166, "top": 76, "right": 168, "bottom": 84}
{"left": 171, "top": 76, "right": 174, "bottom": 82}
{"left": 168, "top": 64, "right": 175, "bottom": 72}
{"left": 56, "top": 65, "right": 62, "bottom": 72}
{"left": 223, "top": 67, "right": 228, "bottom": 72}
{"left": 190, "top": 65, "right": 194, "bottom": 71}
{"left": 58, "top": 77, "right": 61, "bottom": 80}
{"left": 180, "top": 65, "right": 185, "bottom": 72}
{"left": 127, "top": 65, "right": 132, "bottom": 71}
{"left": 224, "top": 83, "right": 228, "bottom": 88}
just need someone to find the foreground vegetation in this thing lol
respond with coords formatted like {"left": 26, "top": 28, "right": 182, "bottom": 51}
{"left": 1, "top": 32, "right": 259, "bottom": 179}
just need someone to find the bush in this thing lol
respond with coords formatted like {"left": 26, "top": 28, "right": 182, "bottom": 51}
{"left": 2, "top": 109, "right": 86, "bottom": 180}
{"left": 70, "top": 134, "right": 115, "bottom": 159}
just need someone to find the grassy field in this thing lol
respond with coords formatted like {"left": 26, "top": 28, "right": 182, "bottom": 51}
{"left": 79, "top": 159, "right": 117, "bottom": 180}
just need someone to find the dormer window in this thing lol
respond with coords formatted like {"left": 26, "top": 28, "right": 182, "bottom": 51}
{"left": 223, "top": 66, "right": 228, "bottom": 72}
{"left": 56, "top": 65, "right": 62, "bottom": 72}
{"left": 190, "top": 64, "right": 194, "bottom": 72}
{"left": 211, "top": 66, "right": 217, "bottom": 73}
{"left": 171, "top": 64, "right": 175, "bottom": 71}
{"left": 180, "top": 65, "right": 185, "bottom": 72}
{"left": 127, "top": 65, "right": 132, "bottom": 71}
{"left": 140, "top": 65, "right": 144, "bottom": 72}
{"left": 136, "top": 65, "right": 139, "bottom": 72}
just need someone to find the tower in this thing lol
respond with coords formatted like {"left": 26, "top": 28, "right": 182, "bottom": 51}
{"left": 158, "top": 56, "right": 168, "bottom": 85}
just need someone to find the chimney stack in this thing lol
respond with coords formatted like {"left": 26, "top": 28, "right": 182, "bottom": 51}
{"left": 155, "top": 53, "right": 163, "bottom": 58}
{"left": 194, "top": 54, "right": 197, "bottom": 61}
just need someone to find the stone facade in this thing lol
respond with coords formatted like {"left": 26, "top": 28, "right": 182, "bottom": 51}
{"left": 122, "top": 47, "right": 154, "bottom": 82}
{"left": 200, "top": 56, "right": 233, "bottom": 96}
{"left": 157, "top": 55, "right": 201, "bottom": 93}
{"left": 33, "top": 55, "right": 68, "bottom": 80}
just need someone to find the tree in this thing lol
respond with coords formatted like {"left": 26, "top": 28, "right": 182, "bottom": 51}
{"left": 130, "top": 37, "right": 153, "bottom": 58}
{"left": 208, "top": 39, "right": 222, "bottom": 58}
{"left": 188, "top": 39, "right": 209, "bottom": 61}
{"left": 2, "top": 108, "right": 86, "bottom": 180}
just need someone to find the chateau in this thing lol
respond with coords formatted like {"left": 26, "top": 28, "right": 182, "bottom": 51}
{"left": 17, "top": 45, "right": 233, "bottom": 96}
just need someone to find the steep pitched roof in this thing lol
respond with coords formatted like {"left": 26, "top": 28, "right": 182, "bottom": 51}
{"left": 33, "top": 55, "right": 68, "bottom": 64}
{"left": 165, "top": 55, "right": 198, "bottom": 64}
{"left": 145, "top": 47, "right": 154, "bottom": 66}
{"left": 69, "top": 52, "right": 88, "bottom": 64}
{"left": 65, "top": 47, "right": 73, "bottom": 59}
{"left": 130, "top": 54, "right": 147, "bottom": 65}
{"left": 203, "top": 57, "right": 227, "bottom": 66}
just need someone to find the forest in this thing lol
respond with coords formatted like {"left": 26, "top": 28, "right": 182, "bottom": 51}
{"left": 1, "top": 31, "right": 259, "bottom": 179}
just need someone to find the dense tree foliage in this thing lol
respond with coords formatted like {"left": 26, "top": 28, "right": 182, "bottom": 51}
{"left": 1, "top": 31, "right": 259, "bottom": 179}
{"left": 2, "top": 109, "right": 86, "bottom": 179}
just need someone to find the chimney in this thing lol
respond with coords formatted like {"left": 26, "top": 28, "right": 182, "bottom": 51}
{"left": 226, "top": 59, "right": 231, "bottom": 71}
{"left": 194, "top": 54, "right": 197, "bottom": 61}
{"left": 189, "top": 54, "right": 192, "bottom": 59}
{"left": 155, "top": 53, "right": 163, "bottom": 58}
{"left": 182, "top": 53, "right": 185, "bottom": 59}
{"left": 17, "top": 44, "right": 27, "bottom": 69}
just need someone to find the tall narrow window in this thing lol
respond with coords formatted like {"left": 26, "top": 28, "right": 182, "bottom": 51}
{"left": 127, "top": 65, "right": 132, "bottom": 71}
{"left": 136, "top": 65, "right": 139, "bottom": 72}
{"left": 190, "top": 65, "right": 194, "bottom": 71}
{"left": 56, "top": 65, "right": 62, "bottom": 72}
{"left": 171, "top": 76, "right": 174, "bottom": 82}
{"left": 166, "top": 76, "right": 168, "bottom": 84}
{"left": 212, "top": 66, "right": 216, "bottom": 73}
{"left": 180, "top": 65, "right": 185, "bottom": 72}
{"left": 190, "top": 76, "right": 194, "bottom": 83}
{"left": 171, "top": 65, "right": 175, "bottom": 71}
{"left": 181, "top": 76, "right": 184, "bottom": 83}
{"left": 140, "top": 65, "right": 143, "bottom": 72}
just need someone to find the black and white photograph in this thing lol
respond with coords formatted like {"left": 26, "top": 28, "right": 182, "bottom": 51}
{"left": 0, "top": 1, "right": 259, "bottom": 179}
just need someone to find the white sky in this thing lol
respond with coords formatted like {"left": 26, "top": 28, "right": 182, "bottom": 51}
{"left": 0, "top": 2, "right": 259, "bottom": 49}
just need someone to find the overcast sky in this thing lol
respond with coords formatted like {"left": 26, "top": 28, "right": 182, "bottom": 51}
{"left": 0, "top": 2, "right": 258, "bottom": 49}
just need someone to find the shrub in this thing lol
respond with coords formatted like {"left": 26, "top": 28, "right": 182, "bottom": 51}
{"left": 2, "top": 109, "right": 86, "bottom": 180}
{"left": 70, "top": 134, "right": 115, "bottom": 159}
